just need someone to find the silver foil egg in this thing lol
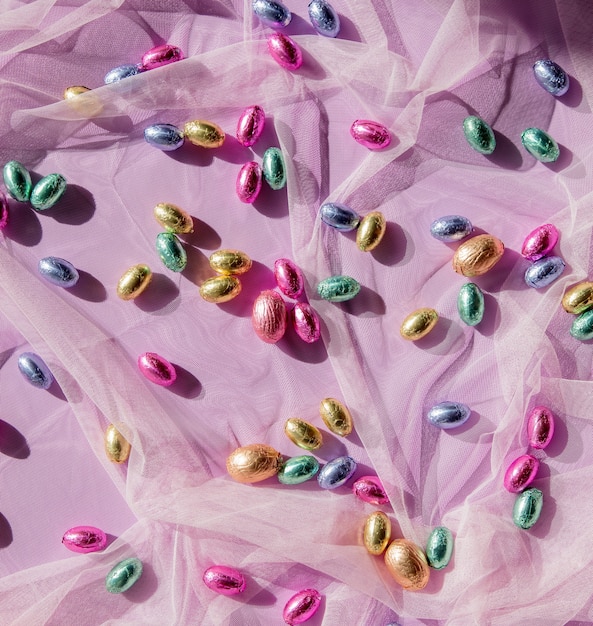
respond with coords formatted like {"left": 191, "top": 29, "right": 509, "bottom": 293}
{"left": 38, "top": 256, "right": 79, "bottom": 288}
{"left": 308, "top": 0, "right": 340, "bottom": 37}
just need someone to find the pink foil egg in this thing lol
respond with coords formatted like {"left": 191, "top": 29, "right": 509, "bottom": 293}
{"left": 236, "top": 161, "right": 262, "bottom": 204}
{"left": 141, "top": 44, "right": 184, "bottom": 70}
{"left": 252, "top": 290, "right": 287, "bottom": 343}
{"left": 521, "top": 223, "right": 559, "bottom": 261}
{"left": 0, "top": 190, "right": 8, "bottom": 230}
{"left": 283, "top": 589, "right": 322, "bottom": 625}
{"left": 504, "top": 454, "right": 539, "bottom": 493}
{"left": 350, "top": 120, "right": 391, "bottom": 150}
{"left": 527, "top": 406, "right": 555, "bottom": 449}
{"left": 292, "top": 302, "right": 321, "bottom": 343}
{"left": 267, "top": 33, "right": 303, "bottom": 71}
{"left": 202, "top": 565, "right": 246, "bottom": 595}
{"left": 236, "top": 105, "right": 266, "bottom": 147}
{"left": 274, "top": 258, "right": 304, "bottom": 299}
{"left": 352, "top": 475, "right": 389, "bottom": 505}
{"left": 137, "top": 352, "right": 177, "bottom": 387}
{"left": 62, "top": 526, "right": 107, "bottom": 554}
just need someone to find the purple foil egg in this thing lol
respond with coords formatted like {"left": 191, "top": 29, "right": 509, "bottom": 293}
{"left": 0, "top": 190, "right": 8, "bottom": 230}
{"left": 283, "top": 589, "right": 322, "bottom": 625}
{"left": 292, "top": 302, "right": 321, "bottom": 343}
{"left": 62, "top": 526, "right": 107, "bottom": 553}
{"left": 141, "top": 44, "right": 184, "bottom": 70}
{"left": 236, "top": 105, "right": 266, "bottom": 147}
{"left": 350, "top": 120, "right": 391, "bottom": 150}
{"left": 236, "top": 161, "right": 263, "bottom": 204}
{"left": 527, "top": 406, "right": 555, "bottom": 449}
{"left": 252, "top": 290, "right": 287, "bottom": 343}
{"left": 202, "top": 565, "right": 246, "bottom": 595}
{"left": 137, "top": 352, "right": 177, "bottom": 387}
{"left": 352, "top": 475, "right": 389, "bottom": 505}
{"left": 521, "top": 223, "right": 559, "bottom": 261}
{"left": 274, "top": 258, "right": 304, "bottom": 299}
{"left": 503, "top": 454, "right": 539, "bottom": 493}
{"left": 267, "top": 33, "right": 303, "bottom": 71}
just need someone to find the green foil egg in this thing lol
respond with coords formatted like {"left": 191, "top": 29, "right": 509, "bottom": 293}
{"left": 317, "top": 275, "right": 361, "bottom": 302}
{"left": 457, "top": 282, "right": 485, "bottom": 326}
{"left": 105, "top": 557, "right": 143, "bottom": 593}
{"left": 278, "top": 455, "right": 320, "bottom": 485}
{"left": 426, "top": 526, "right": 454, "bottom": 569}
{"left": 513, "top": 488, "right": 543, "bottom": 530}
{"left": 156, "top": 232, "right": 187, "bottom": 272}
{"left": 3, "top": 160, "right": 32, "bottom": 202}
{"left": 570, "top": 308, "right": 593, "bottom": 341}
{"left": 462, "top": 116, "right": 496, "bottom": 155}
{"left": 521, "top": 128, "right": 560, "bottom": 163}
{"left": 30, "top": 173, "right": 67, "bottom": 210}
{"left": 262, "top": 147, "right": 286, "bottom": 190}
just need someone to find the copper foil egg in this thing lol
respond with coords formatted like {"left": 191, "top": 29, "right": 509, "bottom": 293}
{"left": 452, "top": 234, "right": 504, "bottom": 277}
{"left": 226, "top": 444, "right": 283, "bottom": 483}
{"left": 384, "top": 539, "right": 430, "bottom": 591}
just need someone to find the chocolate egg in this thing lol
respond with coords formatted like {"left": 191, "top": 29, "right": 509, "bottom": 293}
{"left": 319, "top": 202, "right": 360, "bottom": 231}
{"left": 38, "top": 256, "right": 79, "bottom": 288}
{"left": 267, "top": 33, "right": 303, "bottom": 71}
{"left": 3, "top": 160, "right": 31, "bottom": 202}
{"left": 30, "top": 173, "right": 67, "bottom": 210}
{"left": 352, "top": 475, "right": 389, "bottom": 505}
{"left": 183, "top": 120, "right": 225, "bottom": 148}
{"left": 144, "top": 124, "right": 185, "bottom": 151}
{"left": 252, "top": 290, "right": 287, "bottom": 343}
{"left": 317, "top": 275, "right": 360, "bottom": 302}
{"left": 521, "top": 223, "right": 559, "bottom": 261}
{"left": 526, "top": 406, "right": 555, "bottom": 449}
{"left": 426, "top": 526, "right": 453, "bottom": 569}
{"left": 141, "top": 44, "right": 184, "bottom": 70}
{"left": 283, "top": 589, "right": 321, "bottom": 625}
{"left": 199, "top": 275, "right": 242, "bottom": 303}
{"left": 292, "top": 302, "right": 321, "bottom": 343}
{"left": 137, "top": 352, "right": 177, "bottom": 387}
{"left": 226, "top": 443, "right": 283, "bottom": 483}
{"left": 154, "top": 202, "right": 194, "bottom": 233}
{"left": 521, "top": 127, "right": 559, "bottom": 163}
{"left": 571, "top": 309, "right": 593, "bottom": 341}
{"left": 462, "top": 116, "right": 496, "bottom": 155}
{"left": 384, "top": 539, "right": 430, "bottom": 591}
{"left": 308, "top": 0, "right": 340, "bottom": 37}
{"left": 319, "top": 397, "right": 353, "bottom": 436}
{"left": 17, "top": 352, "right": 53, "bottom": 389}
{"left": 209, "top": 250, "right": 252, "bottom": 276}
{"left": 357, "top": 211, "right": 386, "bottom": 251}
{"left": 117, "top": 264, "right": 152, "bottom": 300}
{"left": 427, "top": 401, "right": 471, "bottom": 429}
{"left": 457, "top": 282, "right": 484, "bottom": 326}
{"left": 236, "top": 161, "right": 262, "bottom": 204}
{"left": 262, "top": 147, "right": 286, "bottom": 190}
{"left": 156, "top": 232, "right": 187, "bottom": 272}
{"left": 284, "top": 417, "right": 323, "bottom": 450}
{"left": 513, "top": 488, "right": 544, "bottom": 529}
{"left": 524, "top": 256, "right": 565, "bottom": 289}
{"left": 63, "top": 86, "right": 103, "bottom": 116}
{"left": 105, "top": 424, "right": 131, "bottom": 463}
{"left": 203, "top": 565, "right": 246, "bottom": 595}
{"left": 533, "top": 59, "right": 569, "bottom": 96}
{"left": 350, "top": 120, "right": 391, "bottom": 150}
{"left": 363, "top": 511, "right": 391, "bottom": 555}
{"left": 105, "top": 557, "right": 143, "bottom": 593}
{"left": 503, "top": 454, "right": 539, "bottom": 493}
{"left": 236, "top": 105, "right": 265, "bottom": 147}
{"left": 252, "top": 0, "right": 292, "bottom": 28}
{"left": 278, "top": 455, "right": 320, "bottom": 485}
{"left": 104, "top": 64, "right": 141, "bottom": 84}
{"left": 0, "top": 190, "right": 8, "bottom": 229}
{"left": 452, "top": 234, "right": 504, "bottom": 277}
{"left": 62, "top": 526, "right": 107, "bottom": 554}
{"left": 317, "top": 455, "right": 357, "bottom": 489}
{"left": 274, "top": 258, "right": 304, "bottom": 298}
{"left": 400, "top": 308, "right": 438, "bottom": 341}
{"left": 430, "top": 215, "right": 473, "bottom": 242}
{"left": 562, "top": 281, "right": 593, "bottom": 314}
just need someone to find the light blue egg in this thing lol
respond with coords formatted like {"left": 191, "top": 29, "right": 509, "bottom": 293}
{"left": 252, "top": 0, "right": 292, "bottom": 28}
{"left": 317, "top": 455, "right": 357, "bottom": 489}
{"left": 144, "top": 124, "right": 185, "bottom": 151}
{"left": 38, "top": 256, "right": 79, "bottom": 288}
{"left": 524, "top": 256, "right": 565, "bottom": 289}
{"left": 430, "top": 215, "right": 472, "bottom": 242}
{"left": 427, "top": 401, "right": 471, "bottom": 429}
{"left": 104, "top": 64, "right": 141, "bottom": 84}
{"left": 308, "top": 0, "right": 340, "bottom": 37}
{"left": 533, "top": 59, "right": 569, "bottom": 96}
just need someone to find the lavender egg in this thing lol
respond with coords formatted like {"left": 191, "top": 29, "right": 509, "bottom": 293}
{"left": 274, "top": 258, "right": 304, "bottom": 299}
{"left": 203, "top": 565, "right": 246, "bottom": 595}
{"left": 427, "top": 401, "right": 471, "bottom": 429}
{"left": 141, "top": 44, "right": 184, "bottom": 70}
{"left": 317, "top": 455, "right": 357, "bottom": 489}
{"left": 319, "top": 202, "right": 360, "bottom": 231}
{"left": 62, "top": 526, "right": 107, "bottom": 554}
{"left": 292, "top": 302, "right": 321, "bottom": 343}
{"left": 144, "top": 124, "right": 185, "bottom": 151}
{"left": 524, "top": 256, "right": 565, "bottom": 289}
{"left": 236, "top": 105, "right": 265, "bottom": 147}
{"left": 308, "top": 0, "right": 340, "bottom": 37}
{"left": 521, "top": 223, "right": 559, "bottom": 261}
{"left": 283, "top": 589, "right": 322, "bottom": 625}
{"left": 352, "top": 475, "right": 389, "bottom": 505}
{"left": 38, "top": 256, "right": 79, "bottom": 288}
{"left": 104, "top": 64, "right": 141, "bottom": 84}
{"left": 18, "top": 352, "right": 53, "bottom": 389}
{"left": 504, "top": 454, "right": 539, "bottom": 493}
{"left": 253, "top": 0, "right": 292, "bottom": 28}
{"left": 526, "top": 406, "right": 555, "bottom": 449}
{"left": 533, "top": 59, "right": 569, "bottom": 96}
{"left": 252, "top": 290, "right": 287, "bottom": 343}
{"left": 137, "top": 352, "right": 177, "bottom": 387}
{"left": 430, "top": 215, "right": 473, "bottom": 242}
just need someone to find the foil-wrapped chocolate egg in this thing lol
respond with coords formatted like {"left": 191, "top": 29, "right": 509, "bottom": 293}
{"left": 183, "top": 120, "right": 225, "bottom": 148}
{"left": 352, "top": 475, "right": 389, "bottom": 505}
{"left": 384, "top": 539, "right": 430, "bottom": 591}
{"left": 236, "top": 105, "right": 266, "bottom": 147}
{"left": 154, "top": 202, "right": 194, "bottom": 233}
{"left": 292, "top": 302, "right": 321, "bottom": 343}
{"left": 262, "top": 147, "right": 286, "bottom": 190}
{"left": 62, "top": 526, "right": 107, "bottom": 554}
{"left": 426, "top": 526, "right": 453, "bottom": 569}
{"left": 18, "top": 352, "right": 53, "bottom": 390}
{"left": 363, "top": 511, "right": 391, "bottom": 555}
{"left": 278, "top": 455, "right": 320, "bottom": 485}
{"left": 210, "top": 250, "right": 252, "bottom": 275}
{"left": 350, "top": 120, "right": 391, "bottom": 150}
{"left": 521, "top": 223, "right": 559, "bottom": 261}
{"left": 104, "top": 64, "right": 141, "bottom": 84}
{"left": 521, "top": 127, "right": 559, "bottom": 163}
{"left": 30, "top": 173, "right": 67, "bottom": 211}
{"left": 236, "top": 161, "right": 262, "bottom": 204}
{"left": 513, "top": 487, "right": 544, "bottom": 530}
{"left": 317, "top": 455, "right": 357, "bottom": 489}
{"left": 117, "top": 264, "right": 152, "bottom": 300}
{"left": 141, "top": 44, "right": 184, "bottom": 70}
{"left": 283, "top": 589, "right": 321, "bottom": 625}
{"left": 0, "top": 190, "right": 8, "bottom": 230}
{"left": 562, "top": 281, "right": 593, "bottom": 314}
{"left": 203, "top": 565, "right": 246, "bottom": 595}
{"left": 199, "top": 275, "right": 242, "bottom": 303}
{"left": 105, "top": 557, "right": 143, "bottom": 593}
{"left": 462, "top": 115, "right": 496, "bottom": 154}
{"left": 138, "top": 352, "right": 177, "bottom": 387}
{"left": 524, "top": 256, "right": 565, "bottom": 289}
{"left": 226, "top": 443, "right": 283, "bottom": 483}
{"left": 427, "top": 401, "right": 471, "bottom": 429}
{"left": 319, "top": 202, "right": 360, "bottom": 231}
{"left": 457, "top": 282, "right": 484, "bottom": 326}
{"left": 400, "top": 308, "right": 438, "bottom": 341}
{"left": 63, "top": 86, "right": 103, "bottom": 116}
{"left": 317, "top": 275, "right": 360, "bottom": 302}
{"left": 319, "top": 397, "right": 353, "bottom": 436}
{"left": 308, "top": 0, "right": 341, "bottom": 37}
{"left": 571, "top": 309, "right": 593, "bottom": 341}
{"left": 526, "top": 406, "right": 555, "bottom": 449}
{"left": 253, "top": 0, "right": 292, "bottom": 28}
{"left": 267, "top": 33, "right": 303, "bottom": 71}
{"left": 144, "top": 124, "right": 185, "bottom": 151}
{"left": 452, "top": 234, "right": 504, "bottom": 277}
{"left": 533, "top": 59, "right": 569, "bottom": 96}
{"left": 3, "top": 160, "right": 32, "bottom": 202}
{"left": 430, "top": 215, "right": 473, "bottom": 242}
{"left": 274, "top": 258, "right": 304, "bottom": 298}
{"left": 357, "top": 211, "right": 386, "bottom": 251}
{"left": 38, "top": 256, "right": 79, "bottom": 288}
{"left": 284, "top": 417, "right": 323, "bottom": 450}
{"left": 156, "top": 232, "right": 187, "bottom": 272}
{"left": 105, "top": 424, "right": 131, "bottom": 463}
{"left": 252, "top": 290, "right": 287, "bottom": 343}
{"left": 504, "top": 454, "right": 539, "bottom": 493}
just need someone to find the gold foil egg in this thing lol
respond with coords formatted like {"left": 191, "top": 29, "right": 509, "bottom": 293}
{"left": 384, "top": 539, "right": 430, "bottom": 591}
{"left": 400, "top": 308, "right": 438, "bottom": 341}
{"left": 199, "top": 275, "right": 242, "bottom": 303}
{"left": 183, "top": 120, "right": 225, "bottom": 148}
{"left": 209, "top": 250, "right": 252, "bottom": 275}
{"left": 562, "top": 281, "right": 593, "bottom": 314}
{"left": 452, "top": 234, "right": 505, "bottom": 277}
{"left": 154, "top": 202, "right": 194, "bottom": 234}
{"left": 356, "top": 211, "right": 387, "bottom": 252}
{"left": 284, "top": 418, "right": 323, "bottom": 450}
{"left": 63, "top": 85, "right": 103, "bottom": 116}
{"left": 117, "top": 264, "right": 152, "bottom": 300}
{"left": 226, "top": 444, "right": 283, "bottom": 483}
{"left": 319, "top": 398, "right": 353, "bottom": 436}
{"left": 363, "top": 511, "right": 391, "bottom": 555}
{"left": 105, "top": 424, "right": 131, "bottom": 463}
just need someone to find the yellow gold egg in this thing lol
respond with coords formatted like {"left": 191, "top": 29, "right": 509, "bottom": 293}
{"left": 400, "top": 308, "right": 438, "bottom": 341}
{"left": 63, "top": 85, "right": 103, "bottom": 117}
{"left": 284, "top": 418, "right": 323, "bottom": 450}
{"left": 226, "top": 444, "right": 283, "bottom": 483}
{"left": 363, "top": 511, "right": 391, "bottom": 555}
{"left": 452, "top": 234, "right": 505, "bottom": 277}
{"left": 154, "top": 202, "right": 194, "bottom": 234}
{"left": 356, "top": 211, "right": 386, "bottom": 252}
{"left": 384, "top": 539, "right": 430, "bottom": 591}
{"left": 209, "top": 250, "right": 252, "bottom": 275}
{"left": 117, "top": 264, "right": 152, "bottom": 301}
{"left": 183, "top": 120, "right": 225, "bottom": 148}
{"left": 319, "top": 398, "right": 353, "bottom": 436}
{"left": 562, "top": 281, "right": 593, "bottom": 314}
{"left": 105, "top": 424, "right": 131, "bottom": 463}
{"left": 199, "top": 275, "right": 242, "bottom": 303}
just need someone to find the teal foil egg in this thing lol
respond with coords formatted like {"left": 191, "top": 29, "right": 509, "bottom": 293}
{"left": 570, "top": 308, "right": 593, "bottom": 341}
{"left": 457, "top": 282, "right": 484, "bottom": 326}
{"left": 521, "top": 128, "right": 560, "bottom": 163}
{"left": 262, "top": 147, "right": 286, "bottom": 190}
{"left": 156, "top": 232, "right": 187, "bottom": 272}
{"left": 278, "top": 455, "right": 320, "bottom": 485}
{"left": 30, "top": 173, "right": 67, "bottom": 210}
{"left": 513, "top": 488, "right": 543, "bottom": 530}
{"left": 317, "top": 275, "right": 360, "bottom": 302}
{"left": 105, "top": 557, "right": 143, "bottom": 593}
{"left": 426, "top": 526, "right": 453, "bottom": 569}
{"left": 3, "top": 160, "right": 32, "bottom": 202}
{"left": 462, "top": 116, "right": 496, "bottom": 155}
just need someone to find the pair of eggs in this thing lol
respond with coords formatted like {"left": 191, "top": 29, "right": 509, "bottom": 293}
{"left": 104, "top": 44, "right": 184, "bottom": 84}
{"left": 319, "top": 203, "right": 387, "bottom": 252}
{"left": 563, "top": 280, "right": 593, "bottom": 341}
{"left": 254, "top": 0, "right": 340, "bottom": 37}
{"left": 3, "top": 161, "right": 67, "bottom": 210}
{"left": 237, "top": 147, "right": 286, "bottom": 203}
{"left": 199, "top": 250, "right": 252, "bottom": 304}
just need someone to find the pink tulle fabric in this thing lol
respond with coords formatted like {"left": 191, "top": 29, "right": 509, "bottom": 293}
{"left": 0, "top": 1, "right": 592, "bottom": 624}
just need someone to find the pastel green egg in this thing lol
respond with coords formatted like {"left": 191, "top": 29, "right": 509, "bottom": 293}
{"left": 426, "top": 526, "right": 453, "bottom": 569}
{"left": 317, "top": 275, "right": 360, "bottom": 302}
{"left": 277, "top": 455, "right": 320, "bottom": 485}
{"left": 513, "top": 488, "right": 543, "bottom": 530}
{"left": 105, "top": 557, "right": 143, "bottom": 593}
{"left": 463, "top": 116, "right": 496, "bottom": 155}
{"left": 156, "top": 232, "right": 187, "bottom": 272}
{"left": 457, "top": 282, "right": 485, "bottom": 326}
{"left": 3, "top": 160, "right": 32, "bottom": 202}
{"left": 570, "top": 309, "right": 593, "bottom": 341}
{"left": 262, "top": 147, "right": 286, "bottom": 190}
{"left": 521, "top": 127, "right": 559, "bottom": 163}
{"left": 30, "top": 173, "right": 67, "bottom": 210}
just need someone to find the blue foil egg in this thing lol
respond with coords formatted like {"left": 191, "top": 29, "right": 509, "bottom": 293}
{"left": 38, "top": 256, "right": 79, "bottom": 288}
{"left": 430, "top": 215, "right": 473, "bottom": 242}
{"left": 427, "top": 401, "right": 471, "bottom": 429}
{"left": 524, "top": 256, "right": 565, "bottom": 289}
{"left": 18, "top": 352, "right": 54, "bottom": 390}
{"left": 319, "top": 203, "right": 360, "bottom": 231}
{"left": 144, "top": 124, "right": 185, "bottom": 151}
{"left": 252, "top": 0, "right": 291, "bottom": 28}
{"left": 533, "top": 59, "right": 569, "bottom": 96}
{"left": 308, "top": 0, "right": 340, "bottom": 37}
{"left": 104, "top": 64, "right": 141, "bottom": 84}
{"left": 317, "top": 455, "right": 357, "bottom": 489}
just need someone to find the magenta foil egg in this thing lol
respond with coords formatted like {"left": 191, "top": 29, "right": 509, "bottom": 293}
{"left": 236, "top": 105, "right": 266, "bottom": 147}
{"left": 141, "top": 44, "right": 184, "bottom": 70}
{"left": 236, "top": 161, "right": 262, "bottom": 204}
{"left": 352, "top": 475, "right": 389, "bottom": 505}
{"left": 274, "top": 258, "right": 304, "bottom": 299}
{"left": 527, "top": 406, "right": 555, "bottom": 449}
{"left": 0, "top": 190, "right": 8, "bottom": 230}
{"left": 292, "top": 302, "right": 321, "bottom": 343}
{"left": 202, "top": 565, "right": 246, "bottom": 595}
{"left": 350, "top": 120, "right": 391, "bottom": 150}
{"left": 252, "top": 290, "right": 287, "bottom": 343}
{"left": 503, "top": 454, "right": 539, "bottom": 493}
{"left": 267, "top": 33, "right": 303, "bottom": 71}
{"left": 521, "top": 224, "right": 559, "bottom": 261}
{"left": 283, "top": 589, "right": 322, "bottom": 625}
{"left": 137, "top": 352, "right": 177, "bottom": 386}
{"left": 62, "top": 526, "right": 107, "bottom": 554}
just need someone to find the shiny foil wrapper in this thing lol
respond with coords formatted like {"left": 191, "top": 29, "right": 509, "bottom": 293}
{"left": 570, "top": 309, "right": 593, "bottom": 341}
{"left": 154, "top": 202, "right": 194, "bottom": 234}
{"left": 3, "top": 160, "right": 32, "bottom": 202}
{"left": 292, "top": 302, "right": 321, "bottom": 343}
{"left": 319, "top": 397, "right": 353, "bottom": 436}
{"left": 426, "top": 526, "right": 453, "bottom": 570}
{"left": 319, "top": 202, "right": 360, "bottom": 231}
{"left": 521, "top": 223, "right": 559, "bottom": 261}
{"left": 308, "top": 0, "right": 340, "bottom": 37}
{"left": 236, "top": 105, "right": 266, "bottom": 147}
{"left": 462, "top": 115, "right": 496, "bottom": 155}
{"left": 524, "top": 256, "right": 565, "bottom": 289}
{"left": 63, "top": 85, "right": 103, "bottom": 117}
{"left": 38, "top": 256, "right": 79, "bottom": 288}
{"left": 105, "top": 557, "right": 143, "bottom": 593}
{"left": 350, "top": 119, "right": 391, "bottom": 150}
{"left": 427, "top": 401, "right": 471, "bottom": 430}
{"left": 252, "top": 0, "right": 292, "bottom": 28}
{"left": 156, "top": 232, "right": 187, "bottom": 273}
{"left": 138, "top": 352, "right": 177, "bottom": 387}
{"left": 183, "top": 120, "right": 225, "bottom": 148}
{"left": 18, "top": 352, "right": 53, "bottom": 390}
{"left": 283, "top": 589, "right": 321, "bottom": 625}
{"left": 457, "top": 282, "right": 484, "bottom": 326}
{"left": 400, "top": 308, "right": 438, "bottom": 341}
{"left": 521, "top": 127, "right": 559, "bottom": 163}
{"left": 284, "top": 417, "right": 323, "bottom": 450}
{"left": 144, "top": 124, "right": 185, "bottom": 151}
{"left": 104, "top": 63, "right": 141, "bottom": 84}
{"left": 199, "top": 275, "right": 242, "bottom": 303}
{"left": 503, "top": 454, "right": 539, "bottom": 493}
{"left": 105, "top": 424, "right": 131, "bottom": 464}
{"left": 0, "top": 190, "right": 8, "bottom": 230}
{"left": 202, "top": 565, "right": 246, "bottom": 595}
{"left": 62, "top": 526, "right": 107, "bottom": 554}
{"left": 533, "top": 59, "right": 569, "bottom": 96}
{"left": 317, "top": 455, "right": 357, "bottom": 489}
{"left": 452, "top": 234, "right": 504, "bottom": 277}
{"left": 357, "top": 211, "right": 386, "bottom": 251}
{"left": 117, "top": 264, "right": 152, "bottom": 300}
{"left": 513, "top": 488, "right": 544, "bottom": 530}
{"left": 274, "top": 258, "right": 304, "bottom": 299}
{"left": 526, "top": 406, "right": 555, "bottom": 449}
{"left": 430, "top": 214, "right": 473, "bottom": 242}
{"left": 267, "top": 33, "right": 303, "bottom": 71}
{"left": 562, "top": 281, "right": 593, "bottom": 315}
{"left": 363, "top": 511, "right": 391, "bottom": 555}
{"left": 278, "top": 455, "right": 320, "bottom": 485}
{"left": 352, "top": 475, "right": 389, "bottom": 505}
{"left": 141, "top": 44, "right": 184, "bottom": 70}
{"left": 317, "top": 275, "right": 360, "bottom": 302}
{"left": 209, "top": 250, "right": 252, "bottom": 276}
{"left": 30, "top": 173, "right": 67, "bottom": 211}
{"left": 236, "top": 161, "right": 262, "bottom": 204}
{"left": 226, "top": 443, "right": 283, "bottom": 483}
{"left": 262, "top": 147, "right": 286, "bottom": 190}
{"left": 252, "top": 290, "right": 287, "bottom": 343}
{"left": 384, "top": 539, "right": 430, "bottom": 591}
